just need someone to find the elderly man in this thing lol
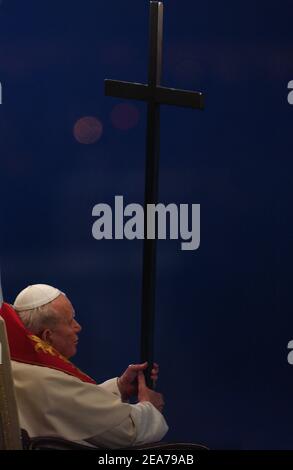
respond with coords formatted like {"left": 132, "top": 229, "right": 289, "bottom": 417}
{"left": 9, "top": 284, "right": 168, "bottom": 448}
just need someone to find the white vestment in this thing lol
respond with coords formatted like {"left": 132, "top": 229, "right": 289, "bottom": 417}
{"left": 11, "top": 361, "right": 168, "bottom": 449}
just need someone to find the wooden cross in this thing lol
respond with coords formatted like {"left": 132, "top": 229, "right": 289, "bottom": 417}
{"left": 105, "top": 1, "right": 204, "bottom": 387}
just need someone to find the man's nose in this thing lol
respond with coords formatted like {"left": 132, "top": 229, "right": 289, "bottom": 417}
{"left": 73, "top": 319, "right": 82, "bottom": 332}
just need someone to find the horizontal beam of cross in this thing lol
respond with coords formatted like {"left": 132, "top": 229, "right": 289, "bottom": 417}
{"left": 105, "top": 79, "right": 204, "bottom": 110}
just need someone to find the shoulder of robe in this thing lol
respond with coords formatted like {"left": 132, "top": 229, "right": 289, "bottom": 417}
{"left": 11, "top": 361, "right": 117, "bottom": 399}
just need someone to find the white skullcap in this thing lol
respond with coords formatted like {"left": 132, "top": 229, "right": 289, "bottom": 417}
{"left": 13, "top": 284, "right": 62, "bottom": 312}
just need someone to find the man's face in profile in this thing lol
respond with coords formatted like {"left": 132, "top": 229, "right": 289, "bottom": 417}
{"left": 44, "top": 295, "right": 82, "bottom": 358}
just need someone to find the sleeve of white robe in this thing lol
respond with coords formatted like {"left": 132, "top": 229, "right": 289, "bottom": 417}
{"left": 130, "top": 402, "right": 169, "bottom": 445}
{"left": 89, "top": 377, "right": 169, "bottom": 448}
{"left": 87, "top": 401, "right": 168, "bottom": 448}
{"left": 99, "top": 377, "right": 122, "bottom": 398}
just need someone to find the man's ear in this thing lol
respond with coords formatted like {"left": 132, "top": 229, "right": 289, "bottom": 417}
{"left": 41, "top": 328, "right": 53, "bottom": 344}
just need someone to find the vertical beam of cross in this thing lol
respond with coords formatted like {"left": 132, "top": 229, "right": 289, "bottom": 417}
{"left": 105, "top": 1, "right": 204, "bottom": 387}
{"left": 140, "top": 1, "right": 163, "bottom": 387}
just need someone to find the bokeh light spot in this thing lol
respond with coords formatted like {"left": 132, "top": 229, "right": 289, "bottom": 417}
{"left": 73, "top": 116, "right": 103, "bottom": 144}
{"left": 110, "top": 103, "right": 140, "bottom": 131}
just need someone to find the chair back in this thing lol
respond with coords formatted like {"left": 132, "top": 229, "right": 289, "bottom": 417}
{"left": 0, "top": 315, "right": 22, "bottom": 449}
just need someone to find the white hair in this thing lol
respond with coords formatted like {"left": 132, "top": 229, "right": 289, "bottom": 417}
{"left": 16, "top": 301, "right": 60, "bottom": 336}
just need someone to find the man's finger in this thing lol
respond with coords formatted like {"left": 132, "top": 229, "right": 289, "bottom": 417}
{"left": 128, "top": 362, "right": 148, "bottom": 371}
{"left": 137, "top": 371, "right": 146, "bottom": 387}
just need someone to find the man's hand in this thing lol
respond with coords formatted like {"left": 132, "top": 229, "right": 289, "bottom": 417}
{"left": 137, "top": 371, "right": 165, "bottom": 413}
{"left": 118, "top": 362, "right": 159, "bottom": 400}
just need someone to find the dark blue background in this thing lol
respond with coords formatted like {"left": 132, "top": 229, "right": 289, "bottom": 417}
{"left": 1, "top": 0, "right": 293, "bottom": 449}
